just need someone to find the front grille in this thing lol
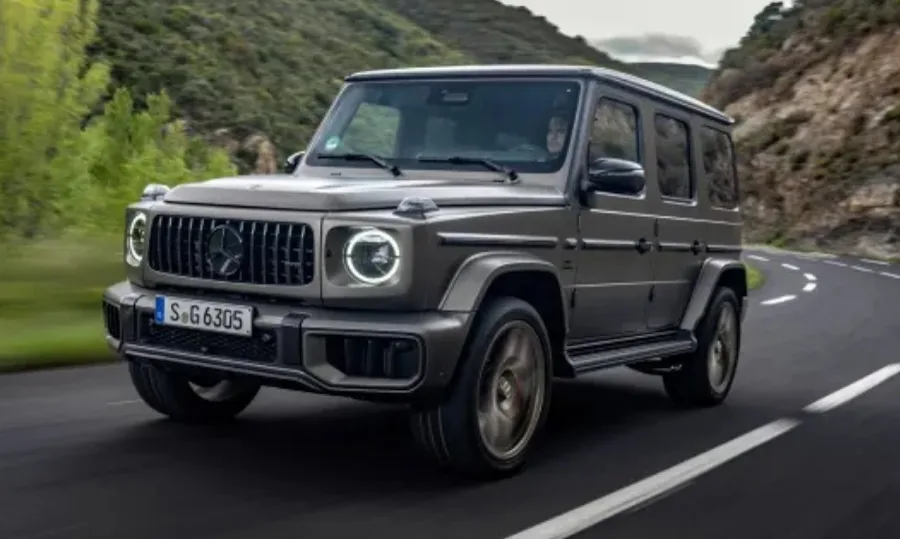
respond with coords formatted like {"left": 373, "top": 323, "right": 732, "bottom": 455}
{"left": 148, "top": 215, "right": 315, "bottom": 286}
{"left": 137, "top": 313, "right": 278, "bottom": 363}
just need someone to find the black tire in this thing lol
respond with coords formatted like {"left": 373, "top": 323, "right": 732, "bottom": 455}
{"left": 410, "top": 296, "right": 554, "bottom": 480}
{"left": 128, "top": 360, "right": 259, "bottom": 423}
{"left": 663, "top": 286, "right": 742, "bottom": 407}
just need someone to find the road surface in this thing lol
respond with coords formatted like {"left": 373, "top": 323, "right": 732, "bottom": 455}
{"left": 2, "top": 247, "right": 900, "bottom": 539}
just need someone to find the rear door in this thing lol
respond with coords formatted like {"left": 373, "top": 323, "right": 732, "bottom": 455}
{"left": 644, "top": 106, "right": 700, "bottom": 330}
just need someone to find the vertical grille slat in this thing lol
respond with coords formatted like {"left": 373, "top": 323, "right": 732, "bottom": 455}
{"left": 148, "top": 215, "right": 314, "bottom": 286}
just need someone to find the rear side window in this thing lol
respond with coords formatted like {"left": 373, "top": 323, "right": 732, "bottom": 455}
{"left": 654, "top": 114, "right": 692, "bottom": 199}
{"left": 701, "top": 126, "right": 739, "bottom": 209}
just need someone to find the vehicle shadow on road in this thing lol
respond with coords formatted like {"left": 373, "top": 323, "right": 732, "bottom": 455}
{"left": 83, "top": 376, "right": 686, "bottom": 490}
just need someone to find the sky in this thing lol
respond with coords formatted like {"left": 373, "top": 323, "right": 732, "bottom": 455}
{"left": 500, "top": 0, "right": 780, "bottom": 53}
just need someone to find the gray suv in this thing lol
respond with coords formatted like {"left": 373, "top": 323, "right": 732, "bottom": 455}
{"left": 102, "top": 65, "right": 746, "bottom": 479}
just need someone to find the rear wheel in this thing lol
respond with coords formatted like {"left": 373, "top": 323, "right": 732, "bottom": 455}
{"left": 410, "top": 297, "right": 553, "bottom": 479}
{"left": 663, "top": 286, "right": 741, "bottom": 407}
{"left": 128, "top": 361, "right": 259, "bottom": 423}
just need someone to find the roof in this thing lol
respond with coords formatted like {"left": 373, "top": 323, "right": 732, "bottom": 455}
{"left": 345, "top": 64, "right": 732, "bottom": 125}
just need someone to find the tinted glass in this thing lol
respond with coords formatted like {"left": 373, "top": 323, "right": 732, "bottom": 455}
{"left": 654, "top": 114, "right": 692, "bottom": 199}
{"left": 307, "top": 79, "right": 582, "bottom": 174}
{"left": 701, "top": 126, "right": 738, "bottom": 208}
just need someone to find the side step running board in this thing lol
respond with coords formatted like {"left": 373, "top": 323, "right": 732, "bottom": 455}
{"left": 566, "top": 337, "right": 695, "bottom": 375}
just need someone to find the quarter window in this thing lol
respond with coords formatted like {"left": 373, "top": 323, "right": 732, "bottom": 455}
{"left": 342, "top": 102, "right": 400, "bottom": 156}
{"left": 701, "top": 126, "right": 738, "bottom": 208}
{"left": 654, "top": 114, "right": 692, "bottom": 199}
{"left": 589, "top": 98, "right": 640, "bottom": 164}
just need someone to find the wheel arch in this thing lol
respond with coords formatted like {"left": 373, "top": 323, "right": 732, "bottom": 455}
{"left": 438, "top": 252, "right": 569, "bottom": 376}
{"left": 679, "top": 258, "right": 747, "bottom": 333}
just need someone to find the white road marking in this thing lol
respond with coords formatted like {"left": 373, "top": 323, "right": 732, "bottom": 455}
{"left": 825, "top": 261, "right": 847, "bottom": 267}
{"left": 760, "top": 294, "right": 796, "bottom": 305}
{"left": 803, "top": 273, "right": 816, "bottom": 281}
{"left": 850, "top": 265, "right": 875, "bottom": 273}
{"left": 106, "top": 399, "right": 140, "bottom": 406}
{"left": 747, "top": 255, "right": 769, "bottom": 262}
{"left": 803, "top": 364, "right": 900, "bottom": 413}
{"left": 880, "top": 271, "right": 900, "bottom": 279}
{"left": 803, "top": 282, "right": 816, "bottom": 292}
{"left": 781, "top": 263, "right": 800, "bottom": 271}
{"left": 861, "top": 258, "right": 889, "bottom": 266}
{"left": 505, "top": 419, "right": 800, "bottom": 539}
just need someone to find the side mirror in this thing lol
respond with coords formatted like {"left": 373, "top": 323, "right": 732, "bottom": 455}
{"left": 586, "top": 158, "right": 645, "bottom": 196}
{"left": 283, "top": 151, "right": 305, "bottom": 174}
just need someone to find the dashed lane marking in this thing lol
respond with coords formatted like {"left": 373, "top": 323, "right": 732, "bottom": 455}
{"left": 803, "top": 273, "right": 816, "bottom": 281}
{"left": 861, "top": 258, "right": 890, "bottom": 266}
{"left": 505, "top": 419, "right": 800, "bottom": 539}
{"left": 804, "top": 364, "right": 900, "bottom": 413}
{"left": 850, "top": 265, "right": 875, "bottom": 273}
{"left": 802, "top": 282, "right": 816, "bottom": 292}
{"left": 781, "top": 263, "right": 800, "bottom": 271}
{"left": 747, "top": 255, "right": 769, "bottom": 262}
{"left": 760, "top": 295, "right": 796, "bottom": 306}
{"left": 880, "top": 271, "right": 900, "bottom": 279}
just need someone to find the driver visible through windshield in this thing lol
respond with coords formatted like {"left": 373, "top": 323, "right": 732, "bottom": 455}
{"left": 306, "top": 78, "right": 581, "bottom": 176}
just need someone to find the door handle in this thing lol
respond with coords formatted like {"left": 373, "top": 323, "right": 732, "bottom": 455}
{"left": 691, "top": 240, "right": 706, "bottom": 255}
{"left": 636, "top": 238, "right": 651, "bottom": 254}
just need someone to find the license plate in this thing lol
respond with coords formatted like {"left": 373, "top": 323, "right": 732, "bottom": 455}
{"left": 154, "top": 296, "right": 253, "bottom": 337}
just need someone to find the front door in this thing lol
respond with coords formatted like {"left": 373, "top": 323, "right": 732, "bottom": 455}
{"left": 569, "top": 92, "right": 655, "bottom": 342}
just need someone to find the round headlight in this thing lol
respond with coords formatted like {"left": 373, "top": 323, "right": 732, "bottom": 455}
{"left": 126, "top": 213, "right": 147, "bottom": 266}
{"left": 343, "top": 229, "right": 401, "bottom": 285}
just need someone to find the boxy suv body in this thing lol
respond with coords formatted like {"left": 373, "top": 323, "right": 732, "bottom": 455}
{"left": 103, "top": 65, "right": 746, "bottom": 479}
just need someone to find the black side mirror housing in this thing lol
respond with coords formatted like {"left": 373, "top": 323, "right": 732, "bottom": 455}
{"left": 283, "top": 151, "right": 305, "bottom": 174}
{"left": 585, "top": 158, "right": 645, "bottom": 196}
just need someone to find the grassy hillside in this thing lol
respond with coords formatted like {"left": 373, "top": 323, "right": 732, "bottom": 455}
{"left": 90, "top": 0, "right": 707, "bottom": 167}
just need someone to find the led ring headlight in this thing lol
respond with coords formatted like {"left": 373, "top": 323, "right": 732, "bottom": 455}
{"left": 343, "top": 228, "right": 400, "bottom": 285}
{"left": 126, "top": 213, "right": 147, "bottom": 266}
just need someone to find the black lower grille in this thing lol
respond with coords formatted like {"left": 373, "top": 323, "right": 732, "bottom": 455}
{"left": 323, "top": 335, "right": 421, "bottom": 380}
{"left": 137, "top": 313, "right": 277, "bottom": 363}
{"left": 147, "top": 215, "right": 315, "bottom": 286}
{"left": 103, "top": 301, "right": 122, "bottom": 340}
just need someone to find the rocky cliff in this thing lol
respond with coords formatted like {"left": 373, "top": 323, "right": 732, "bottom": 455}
{"left": 703, "top": 0, "right": 900, "bottom": 259}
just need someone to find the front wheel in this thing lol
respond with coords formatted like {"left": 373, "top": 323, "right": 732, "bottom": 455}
{"left": 128, "top": 361, "right": 260, "bottom": 423}
{"left": 663, "top": 286, "right": 742, "bottom": 407}
{"left": 410, "top": 297, "right": 553, "bottom": 479}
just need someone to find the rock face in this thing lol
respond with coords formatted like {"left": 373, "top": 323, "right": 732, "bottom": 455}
{"left": 703, "top": 1, "right": 900, "bottom": 259}
{"left": 210, "top": 129, "right": 279, "bottom": 174}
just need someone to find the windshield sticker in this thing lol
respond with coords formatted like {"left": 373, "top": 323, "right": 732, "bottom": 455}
{"left": 324, "top": 136, "right": 341, "bottom": 151}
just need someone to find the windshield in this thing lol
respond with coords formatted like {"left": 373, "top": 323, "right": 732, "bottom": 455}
{"left": 306, "top": 78, "right": 582, "bottom": 175}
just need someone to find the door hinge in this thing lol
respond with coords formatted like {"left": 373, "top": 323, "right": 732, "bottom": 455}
{"left": 570, "top": 288, "right": 576, "bottom": 308}
{"left": 648, "top": 285, "right": 655, "bottom": 302}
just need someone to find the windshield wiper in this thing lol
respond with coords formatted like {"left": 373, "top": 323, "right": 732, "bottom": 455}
{"left": 315, "top": 152, "right": 402, "bottom": 177}
{"left": 416, "top": 155, "right": 519, "bottom": 183}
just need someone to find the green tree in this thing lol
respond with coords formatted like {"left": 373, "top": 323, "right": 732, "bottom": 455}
{"left": 0, "top": 0, "right": 110, "bottom": 238}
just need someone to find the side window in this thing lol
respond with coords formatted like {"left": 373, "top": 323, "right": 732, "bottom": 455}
{"left": 589, "top": 98, "right": 640, "bottom": 164}
{"left": 654, "top": 114, "right": 692, "bottom": 199}
{"left": 701, "top": 126, "right": 738, "bottom": 208}
{"left": 342, "top": 102, "right": 400, "bottom": 156}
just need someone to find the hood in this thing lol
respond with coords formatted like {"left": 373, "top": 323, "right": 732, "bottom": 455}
{"left": 162, "top": 173, "right": 565, "bottom": 211}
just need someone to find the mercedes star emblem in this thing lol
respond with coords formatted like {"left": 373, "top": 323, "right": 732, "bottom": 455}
{"left": 206, "top": 224, "right": 244, "bottom": 277}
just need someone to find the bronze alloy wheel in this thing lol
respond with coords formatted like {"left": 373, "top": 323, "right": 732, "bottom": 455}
{"left": 476, "top": 320, "right": 547, "bottom": 461}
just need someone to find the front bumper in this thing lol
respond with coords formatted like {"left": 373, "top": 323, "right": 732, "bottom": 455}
{"left": 102, "top": 281, "right": 470, "bottom": 400}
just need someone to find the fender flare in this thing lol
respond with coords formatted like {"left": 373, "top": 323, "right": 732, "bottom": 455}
{"left": 438, "top": 251, "right": 568, "bottom": 334}
{"left": 679, "top": 258, "right": 747, "bottom": 332}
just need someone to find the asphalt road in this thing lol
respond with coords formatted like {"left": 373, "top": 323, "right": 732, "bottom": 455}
{"left": 3, "top": 247, "right": 900, "bottom": 539}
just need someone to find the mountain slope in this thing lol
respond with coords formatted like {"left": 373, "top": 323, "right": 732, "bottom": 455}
{"left": 90, "top": 0, "right": 706, "bottom": 172}
{"left": 628, "top": 62, "right": 712, "bottom": 97}
{"left": 703, "top": 0, "right": 900, "bottom": 259}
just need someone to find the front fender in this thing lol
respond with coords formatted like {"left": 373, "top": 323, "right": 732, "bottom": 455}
{"left": 679, "top": 258, "right": 747, "bottom": 332}
{"left": 438, "top": 251, "right": 568, "bottom": 333}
